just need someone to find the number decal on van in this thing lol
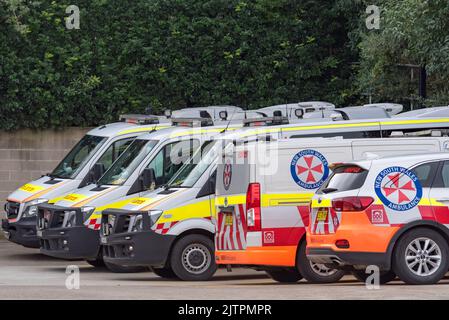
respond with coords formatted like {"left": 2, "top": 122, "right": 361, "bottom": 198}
{"left": 290, "top": 149, "right": 329, "bottom": 189}
{"left": 374, "top": 166, "right": 422, "bottom": 211}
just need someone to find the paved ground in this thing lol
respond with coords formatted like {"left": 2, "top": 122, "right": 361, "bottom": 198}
{"left": 0, "top": 239, "right": 449, "bottom": 299}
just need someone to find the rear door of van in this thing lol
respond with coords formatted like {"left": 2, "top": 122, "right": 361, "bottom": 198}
{"left": 215, "top": 146, "right": 253, "bottom": 251}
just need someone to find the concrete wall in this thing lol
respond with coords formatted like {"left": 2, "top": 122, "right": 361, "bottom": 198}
{"left": 0, "top": 128, "right": 91, "bottom": 217}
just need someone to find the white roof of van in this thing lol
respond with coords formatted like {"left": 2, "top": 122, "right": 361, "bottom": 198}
{"left": 395, "top": 106, "right": 449, "bottom": 118}
{"left": 86, "top": 121, "right": 169, "bottom": 138}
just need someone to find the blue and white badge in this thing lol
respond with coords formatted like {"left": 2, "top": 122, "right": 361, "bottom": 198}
{"left": 374, "top": 166, "right": 422, "bottom": 211}
{"left": 290, "top": 149, "right": 329, "bottom": 189}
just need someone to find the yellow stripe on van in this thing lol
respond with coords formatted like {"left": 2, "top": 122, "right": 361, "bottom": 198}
{"left": 239, "top": 118, "right": 449, "bottom": 138}
{"left": 89, "top": 197, "right": 155, "bottom": 220}
{"left": 62, "top": 193, "right": 88, "bottom": 202}
{"left": 262, "top": 193, "right": 314, "bottom": 206}
{"left": 158, "top": 200, "right": 213, "bottom": 223}
{"left": 48, "top": 195, "right": 65, "bottom": 204}
{"left": 379, "top": 118, "right": 449, "bottom": 126}
{"left": 19, "top": 183, "right": 45, "bottom": 193}
{"left": 215, "top": 193, "right": 314, "bottom": 207}
{"left": 215, "top": 195, "right": 246, "bottom": 207}
{"left": 170, "top": 127, "right": 238, "bottom": 138}
{"left": 118, "top": 125, "right": 170, "bottom": 135}
{"left": 311, "top": 198, "right": 332, "bottom": 208}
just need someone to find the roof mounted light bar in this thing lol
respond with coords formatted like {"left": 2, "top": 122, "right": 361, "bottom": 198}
{"left": 119, "top": 114, "right": 161, "bottom": 125}
{"left": 171, "top": 117, "right": 214, "bottom": 127}
{"left": 243, "top": 111, "right": 289, "bottom": 127}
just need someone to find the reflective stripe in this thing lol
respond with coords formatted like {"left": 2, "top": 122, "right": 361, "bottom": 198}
{"left": 239, "top": 118, "right": 449, "bottom": 138}
{"left": 72, "top": 187, "right": 118, "bottom": 207}
{"left": 19, "top": 184, "right": 45, "bottom": 193}
{"left": 158, "top": 199, "right": 213, "bottom": 223}
{"left": 62, "top": 193, "right": 88, "bottom": 203}
{"left": 311, "top": 198, "right": 331, "bottom": 208}
{"left": 216, "top": 193, "right": 314, "bottom": 208}
{"left": 169, "top": 127, "right": 238, "bottom": 138}
{"left": 23, "top": 181, "right": 68, "bottom": 203}
{"left": 117, "top": 125, "right": 170, "bottom": 135}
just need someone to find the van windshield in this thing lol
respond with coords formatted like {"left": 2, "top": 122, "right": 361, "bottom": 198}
{"left": 51, "top": 135, "right": 107, "bottom": 179}
{"left": 97, "top": 139, "right": 158, "bottom": 186}
{"left": 165, "top": 141, "right": 217, "bottom": 188}
{"left": 318, "top": 165, "right": 368, "bottom": 194}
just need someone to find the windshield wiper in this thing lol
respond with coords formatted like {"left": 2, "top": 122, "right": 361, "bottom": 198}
{"left": 321, "top": 187, "right": 338, "bottom": 194}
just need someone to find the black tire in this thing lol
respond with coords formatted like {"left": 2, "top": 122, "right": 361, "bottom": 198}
{"left": 104, "top": 261, "right": 149, "bottom": 273}
{"left": 351, "top": 269, "right": 396, "bottom": 284}
{"left": 86, "top": 258, "right": 105, "bottom": 268}
{"left": 152, "top": 266, "right": 178, "bottom": 279}
{"left": 392, "top": 228, "right": 449, "bottom": 285}
{"left": 266, "top": 269, "right": 302, "bottom": 283}
{"left": 170, "top": 234, "right": 217, "bottom": 281}
{"left": 86, "top": 247, "right": 105, "bottom": 268}
{"left": 297, "top": 241, "right": 345, "bottom": 283}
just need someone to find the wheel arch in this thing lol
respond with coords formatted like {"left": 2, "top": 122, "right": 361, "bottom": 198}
{"left": 386, "top": 220, "right": 449, "bottom": 269}
{"left": 164, "top": 219, "right": 215, "bottom": 267}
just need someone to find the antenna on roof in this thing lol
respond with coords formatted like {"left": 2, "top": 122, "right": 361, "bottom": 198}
{"left": 221, "top": 107, "right": 238, "bottom": 133}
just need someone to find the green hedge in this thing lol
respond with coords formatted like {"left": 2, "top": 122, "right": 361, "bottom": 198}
{"left": 0, "top": 0, "right": 362, "bottom": 130}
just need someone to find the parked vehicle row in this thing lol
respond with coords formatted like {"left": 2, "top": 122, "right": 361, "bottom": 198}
{"left": 3, "top": 103, "right": 449, "bottom": 285}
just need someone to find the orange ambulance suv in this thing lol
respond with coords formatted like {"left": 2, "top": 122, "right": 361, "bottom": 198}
{"left": 307, "top": 153, "right": 449, "bottom": 285}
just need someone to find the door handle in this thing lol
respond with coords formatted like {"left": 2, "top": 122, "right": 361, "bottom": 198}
{"left": 436, "top": 198, "right": 449, "bottom": 202}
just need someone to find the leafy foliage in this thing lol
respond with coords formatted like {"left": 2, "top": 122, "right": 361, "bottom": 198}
{"left": 356, "top": 0, "right": 449, "bottom": 107}
{"left": 0, "top": 0, "right": 362, "bottom": 130}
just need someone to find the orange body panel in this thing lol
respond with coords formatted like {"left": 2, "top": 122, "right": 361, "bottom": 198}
{"left": 307, "top": 210, "right": 400, "bottom": 253}
{"left": 215, "top": 246, "right": 297, "bottom": 267}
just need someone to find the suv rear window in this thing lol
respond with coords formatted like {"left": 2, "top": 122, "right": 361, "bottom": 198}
{"left": 318, "top": 165, "right": 368, "bottom": 194}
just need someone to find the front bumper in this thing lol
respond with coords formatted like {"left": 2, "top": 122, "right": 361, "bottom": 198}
{"left": 39, "top": 226, "right": 100, "bottom": 260}
{"left": 306, "top": 247, "right": 390, "bottom": 270}
{"left": 2, "top": 217, "right": 40, "bottom": 248}
{"left": 102, "top": 230, "right": 176, "bottom": 268}
{"left": 37, "top": 203, "right": 100, "bottom": 260}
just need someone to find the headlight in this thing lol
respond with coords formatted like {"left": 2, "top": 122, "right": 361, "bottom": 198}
{"left": 22, "top": 199, "right": 48, "bottom": 218}
{"left": 81, "top": 206, "right": 95, "bottom": 220}
{"left": 148, "top": 210, "right": 163, "bottom": 227}
{"left": 63, "top": 210, "right": 77, "bottom": 227}
{"left": 131, "top": 214, "right": 144, "bottom": 232}
{"left": 129, "top": 210, "right": 163, "bottom": 232}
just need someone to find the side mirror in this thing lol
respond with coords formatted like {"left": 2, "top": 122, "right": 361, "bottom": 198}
{"left": 141, "top": 168, "right": 156, "bottom": 191}
{"left": 219, "top": 110, "right": 228, "bottom": 120}
{"left": 92, "top": 163, "right": 105, "bottom": 182}
{"left": 164, "top": 109, "right": 172, "bottom": 118}
{"left": 294, "top": 108, "right": 304, "bottom": 119}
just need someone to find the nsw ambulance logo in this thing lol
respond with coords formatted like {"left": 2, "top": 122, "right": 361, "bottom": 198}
{"left": 375, "top": 166, "right": 422, "bottom": 211}
{"left": 290, "top": 149, "right": 329, "bottom": 189}
{"left": 223, "top": 161, "right": 232, "bottom": 191}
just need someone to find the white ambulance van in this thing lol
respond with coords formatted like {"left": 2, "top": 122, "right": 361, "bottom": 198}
{"left": 35, "top": 114, "right": 254, "bottom": 271}
{"left": 97, "top": 117, "right": 449, "bottom": 280}
{"left": 2, "top": 114, "right": 171, "bottom": 248}
{"left": 214, "top": 133, "right": 449, "bottom": 283}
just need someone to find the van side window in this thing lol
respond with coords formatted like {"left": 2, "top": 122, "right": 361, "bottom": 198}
{"left": 430, "top": 161, "right": 449, "bottom": 188}
{"left": 96, "top": 137, "right": 134, "bottom": 171}
{"left": 410, "top": 162, "right": 439, "bottom": 188}
{"left": 146, "top": 139, "right": 199, "bottom": 186}
{"left": 441, "top": 162, "right": 449, "bottom": 187}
